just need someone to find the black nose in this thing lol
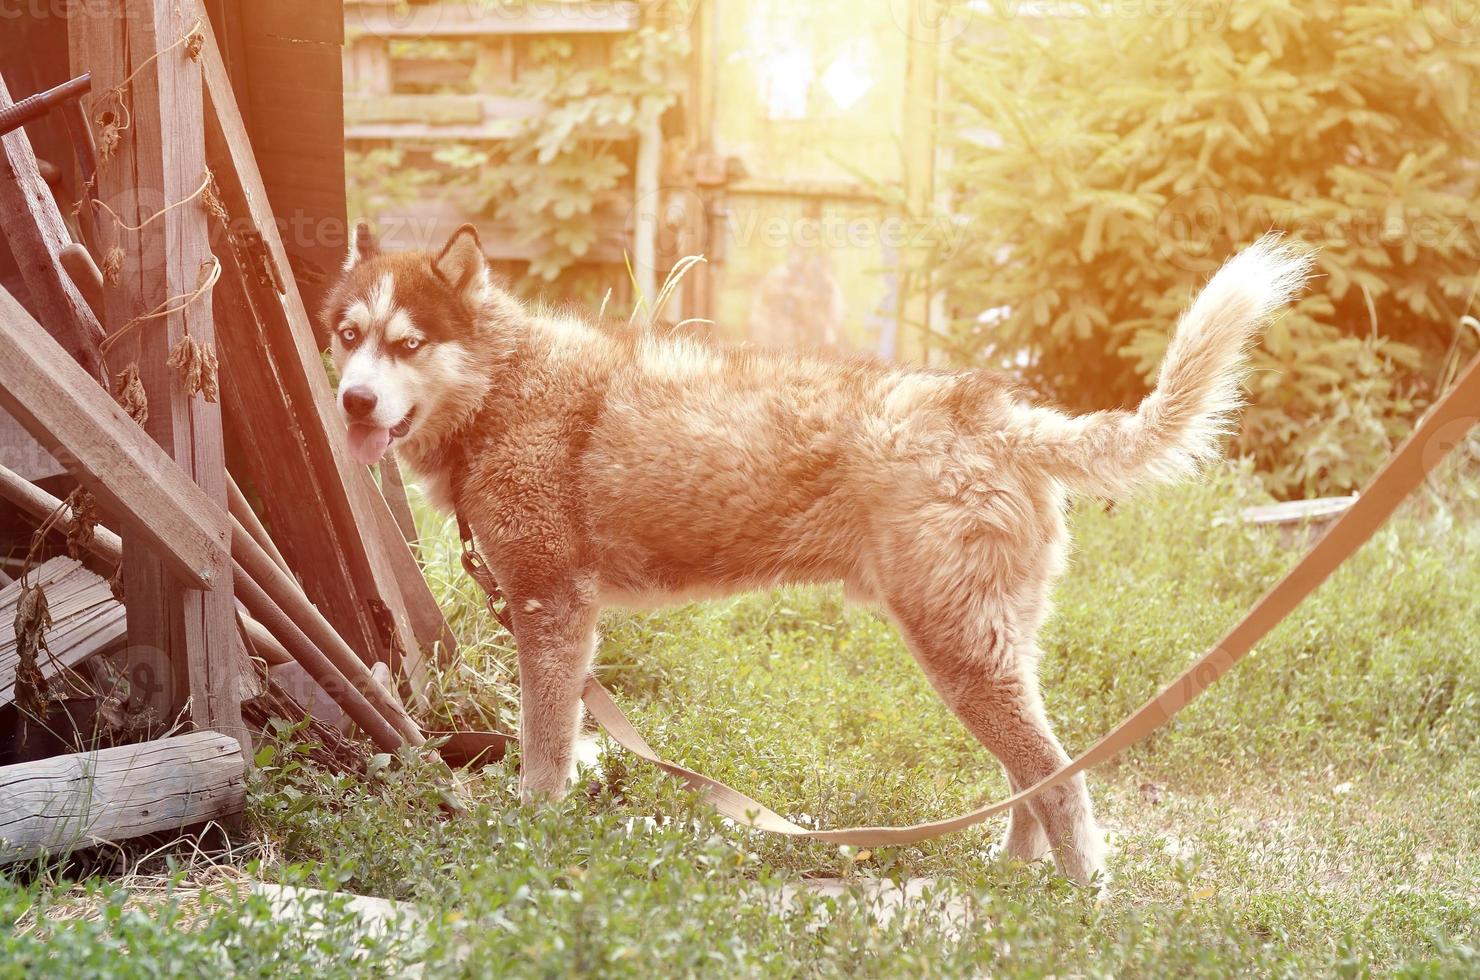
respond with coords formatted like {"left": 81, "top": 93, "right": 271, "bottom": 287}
{"left": 342, "top": 385, "right": 377, "bottom": 419}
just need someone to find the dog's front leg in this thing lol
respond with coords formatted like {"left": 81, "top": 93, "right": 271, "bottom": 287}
{"left": 507, "top": 574, "right": 599, "bottom": 803}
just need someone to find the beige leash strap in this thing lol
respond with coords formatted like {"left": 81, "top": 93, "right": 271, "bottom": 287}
{"left": 468, "top": 355, "right": 1480, "bottom": 846}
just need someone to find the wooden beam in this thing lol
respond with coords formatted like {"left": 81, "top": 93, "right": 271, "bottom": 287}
{"left": 0, "top": 287, "right": 229, "bottom": 591}
{"left": 0, "top": 72, "right": 107, "bottom": 385}
{"left": 194, "top": 7, "right": 450, "bottom": 684}
{"left": 0, "top": 558, "right": 126, "bottom": 708}
{"left": 0, "top": 461, "right": 123, "bottom": 564}
{"left": 71, "top": 2, "right": 241, "bottom": 748}
{"left": 0, "top": 731, "right": 245, "bottom": 865}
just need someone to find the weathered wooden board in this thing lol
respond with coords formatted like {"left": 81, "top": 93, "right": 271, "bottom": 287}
{"left": 0, "top": 557, "right": 126, "bottom": 708}
{"left": 0, "top": 731, "right": 245, "bottom": 865}
{"left": 0, "top": 287, "right": 229, "bottom": 592}
{"left": 367, "top": 198, "right": 627, "bottom": 263}
{"left": 226, "top": 0, "right": 347, "bottom": 317}
{"left": 71, "top": 1, "right": 242, "bottom": 746}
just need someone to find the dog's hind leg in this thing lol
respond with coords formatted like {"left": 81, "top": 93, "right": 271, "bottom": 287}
{"left": 507, "top": 572, "right": 600, "bottom": 803}
{"left": 886, "top": 597, "right": 1105, "bottom": 885}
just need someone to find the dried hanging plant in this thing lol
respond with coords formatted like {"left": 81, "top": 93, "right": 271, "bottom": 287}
{"left": 13, "top": 583, "right": 53, "bottom": 721}
{"left": 101, "top": 246, "right": 125, "bottom": 286}
{"left": 167, "top": 333, "right": 220, "bottom": 403}
{"left": 114, "top": 362, "right": 149, "bottom": 426}
{"left": 64, "top": 488, "right": 97, "bottom": 560}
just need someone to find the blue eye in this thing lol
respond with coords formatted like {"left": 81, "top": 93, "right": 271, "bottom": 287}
{"left": 401, "top": 337, "right": 423, "bottom": 352}
{"left": 339, "top": 327, "right": 359, "bottom": 345}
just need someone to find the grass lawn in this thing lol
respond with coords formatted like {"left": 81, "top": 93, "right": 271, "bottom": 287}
{"left": 4, "top": 466, "right": 1478, "bottom": 977}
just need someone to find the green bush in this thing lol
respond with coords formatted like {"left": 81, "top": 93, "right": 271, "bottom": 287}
{"left": 934, "top": 0, "right": 1480, "bottom": 497}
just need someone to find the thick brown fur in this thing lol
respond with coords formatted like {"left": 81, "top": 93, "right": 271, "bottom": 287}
{"left": 324, "top": 224, "right": 1312, "bottom": 885}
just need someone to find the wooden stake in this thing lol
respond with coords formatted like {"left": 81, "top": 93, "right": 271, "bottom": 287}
{"left": 227, "top": 473, "right": 291, "bottom": 576}
{"left": 230, "top": 559, "right": 412, "bottom": 754}
{"left": 71, "top": 2, "right": 243, "bottom": 752}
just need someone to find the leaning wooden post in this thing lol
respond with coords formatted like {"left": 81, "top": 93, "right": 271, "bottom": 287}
{"left": 0, "top": 72, "right": 108, "bottom": 384}
{"left": 70, "top": 4, "right": 244, "bottom": 750}
{"left": 193, "top": 9, "right": 455, "bottom": 688}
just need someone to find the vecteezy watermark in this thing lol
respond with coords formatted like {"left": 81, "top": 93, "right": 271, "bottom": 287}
{"left": 0, "top": 0, "right": 162, "bottom": 20}
{"left": 887, "top": 0, "right": 977, "bottom": 44}
{"left": 1155, "top": 186, "right": 1480, "bottom": 272}
{"left": 88, "top": 642, "right": 177, "bottom": 735}
{"left": 619, "top": 185, "right": 972, "bottom": 284}
{"left": 725, "top": 209, "right": 970, "bottom": 254}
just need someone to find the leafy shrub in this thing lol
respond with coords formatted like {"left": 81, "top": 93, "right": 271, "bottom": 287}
{"left": 933, "top": 1, "right": 1480, "bottom": 496}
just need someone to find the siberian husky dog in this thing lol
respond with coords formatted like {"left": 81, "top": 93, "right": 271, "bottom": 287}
{"left": 324, "top": 223, "right": 1310, "bottom": 885}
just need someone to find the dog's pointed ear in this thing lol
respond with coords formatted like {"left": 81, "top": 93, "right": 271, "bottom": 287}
{"left": 433, "top": 224, "right": 490, "bottom": 299}
{"left": 345, "top": 220, "right": 380, "bottom": 272}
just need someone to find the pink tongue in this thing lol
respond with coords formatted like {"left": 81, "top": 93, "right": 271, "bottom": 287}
{"left": 346, "top": 422, "right": 393, "bottom": 465}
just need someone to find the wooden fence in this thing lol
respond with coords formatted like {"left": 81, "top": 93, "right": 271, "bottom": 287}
{"left": 342, "top": 0, "right": 659, "bottom": 293}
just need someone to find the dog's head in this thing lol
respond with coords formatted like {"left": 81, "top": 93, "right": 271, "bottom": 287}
{"left": 321, "top": 223, "right": 492, "bottom": 465}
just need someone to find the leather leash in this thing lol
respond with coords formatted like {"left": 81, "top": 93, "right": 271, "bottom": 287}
{"left": 452, "top": 354, "right": 1480, "bottom": 845}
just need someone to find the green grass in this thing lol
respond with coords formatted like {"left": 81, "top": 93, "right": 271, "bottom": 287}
{"left": 4, "top": 464, "right": 1479, "bottom": 977}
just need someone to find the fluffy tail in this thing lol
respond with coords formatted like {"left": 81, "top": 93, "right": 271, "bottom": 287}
{"left": 1011, "top": 234, "right": 1314, "bottom": 497}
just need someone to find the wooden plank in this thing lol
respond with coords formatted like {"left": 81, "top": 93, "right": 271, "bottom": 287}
{"left": 194, "top": 7, "right": 450, "bottom": 683}
{"left": 0, "top": 460, "right": 292, "bottom": 691}
{"left": 345, "top": 1, "right": 639, "bottom": 39}
{"left": 75, "top": 0, "right": 242, "bottom": 748}
{"left": 0, "top": 731, "right": 245, "bottom": 865}
{"left": 343, "top": 96, "right": 627, "bottom": 143}
{"left": 368, "top": 198, "right": 627, "bottom": 263}
{"left": 345, "top": 94, "right": 485, "bottom": 126}
{"left": 393, "top": 56, "right": 474, "bottom": 90}
{"left": 0, "top": 287, "right": 229, "bottom": 591}
{"left": 239, "top": 0, "right": 345, "bottom": 44}
{"left": 210, "top": 245, "right": 388, "bottom": 663}
{"left": 379, "top": 455, "right": 418, "bottom": 547}
{"left": 346, "top": 119, "right": 525, "bottom": 142}
{"left": 234, "top": 0, "right": 347, "bottom": 318}
{"left": 0, "top": 73, "right": 107, "bottom": 385}
{"left": 0, "top": 558, "right": 126, "bottom": 708}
